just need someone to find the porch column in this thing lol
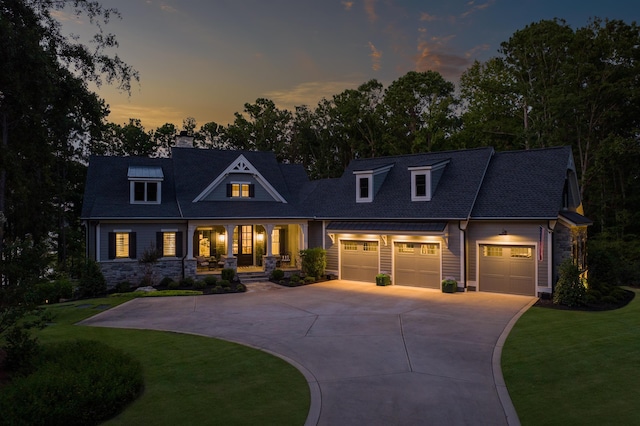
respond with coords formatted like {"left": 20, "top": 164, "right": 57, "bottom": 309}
{"left": 264, "top": 224, "right": 275, "bottom": 256}
{"left": 224, "top": 224, "right": 235, "bottom": 257}
{"left": 300, "top": 223, "right": 308, "bottom": 249}
{"left": 187, "top": 223, "right": 197, "bottom": 259}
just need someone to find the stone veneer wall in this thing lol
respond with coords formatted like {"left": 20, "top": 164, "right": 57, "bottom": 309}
{"left": 100, "top": 259, "right": 183, "bottom": 288}
{"left": 553, "top": 224, "right": 573, "bottom": 281}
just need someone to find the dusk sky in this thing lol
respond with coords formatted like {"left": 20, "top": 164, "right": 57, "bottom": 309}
{"left": 56, "top": 1, "right": 640, "bottom": 130}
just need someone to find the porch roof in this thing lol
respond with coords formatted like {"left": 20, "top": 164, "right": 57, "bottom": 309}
{"left": 326, "top": 221, "right": 447, "bottom": 233}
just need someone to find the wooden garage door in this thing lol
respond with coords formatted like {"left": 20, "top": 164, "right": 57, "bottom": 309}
{"left": 394, "top": 242, "right": 441, "bottom": 289}
{"left": 479, "top": 245, "right": 535, "bottom": 295}
{"left": 341, "top": 240, "right": 379, "bottom": 282}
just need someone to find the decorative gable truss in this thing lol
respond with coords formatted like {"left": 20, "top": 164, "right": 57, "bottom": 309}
{"left": 409, "top": 159, "right": 450, "bottom": 202}
{"left": 192, "top": 154, "right": 287, "bottom": 203}
{"left": 353, "top": 163, "right": 394, "bottom": 203}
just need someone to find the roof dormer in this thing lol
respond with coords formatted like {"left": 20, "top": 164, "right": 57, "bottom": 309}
{"left": 408, "top": 159, "right": 449, "bottom": 202}
{"left": 128, "top": 165, "right": 163, "bottom": 204}
{"left": 353, "top": 163, "right": 394, "bottom": 203}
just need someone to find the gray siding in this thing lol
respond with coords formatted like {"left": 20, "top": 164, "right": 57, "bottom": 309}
{"left": 308, "top": 220, "right": 324, "bottom": 248}
{"left": 466, "top": 221, "right": 550, "bottom": 289}
{"left": 442, "top": 225, "right": 461, "bottom": 282}
{"left": 380, "top": 240, "right": 392, "bottom": 276}
{"left": 99, "top": 221, "right": 187, "bottom": 261}
{"left": 203, "top": 173, "right": 277, "bottom": 201}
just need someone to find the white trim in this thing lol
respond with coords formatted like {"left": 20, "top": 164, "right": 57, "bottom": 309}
{"left": 129, "top": 181, "right": 162, "bottom": 204}
{"left": 355, "top": 174, "right": 373, "bottom": 203}
{"left": 96, "top": 223, "right": 101, "bottom": 262}
{"left": 192, "top": 154, "right": 287, "bottom": 203}
{"left": 410, "top": 170, "right": 431, "bottom": 201}
{"left": 161, "top": 229, "right": 178, "bottom": 232}
{"left": 337, "top": 236, "right": 381, "bottom": 280}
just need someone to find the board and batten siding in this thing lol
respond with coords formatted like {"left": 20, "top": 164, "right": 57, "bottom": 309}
{"left": 307, "top": 221, "right": 324, "bottom": 249}
{"left": 98, "top": 222, "right": 187, "bottom": 261}
{"left": 466, "top": 221, "right": 550, "bottom": 290}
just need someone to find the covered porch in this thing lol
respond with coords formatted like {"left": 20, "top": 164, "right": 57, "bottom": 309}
{"left": 186, "top": 221, "right": 308, "bottom": 276}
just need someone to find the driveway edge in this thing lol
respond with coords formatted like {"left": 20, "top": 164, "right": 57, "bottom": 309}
{"left": 492, "top": 297, "right": 538, "bottom": 426}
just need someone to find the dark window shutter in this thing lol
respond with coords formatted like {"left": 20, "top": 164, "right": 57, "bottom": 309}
{"left": 108, "top": 232, "right": 116, "bottom": 259}
{"left": 226, "top": 183, "right": 232, "bottom": 197}
{"left": 249, "top": 184, "right": 255, "bottom": 198}
{"left": 129, "top": 232, "right": 137, "bottom": 259}
{"left": 176, "top": 232, "right": 183, "bottom": 257}
{"left": 279, "top": 228, "right": 286, "bottom": 254}
{"left": 156, "top": 232, "right": 163, "bottom": 255}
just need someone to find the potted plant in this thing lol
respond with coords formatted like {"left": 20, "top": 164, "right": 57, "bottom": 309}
{"left": 376, "top": 273, "right": 391, "bottom": 286}
{"left": 442, "top": 278, "right": 457, "bottom": 293}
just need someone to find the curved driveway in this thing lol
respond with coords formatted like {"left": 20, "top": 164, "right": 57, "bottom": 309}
{"left": 80, "top": 281, "right": 535, "bottom": 425}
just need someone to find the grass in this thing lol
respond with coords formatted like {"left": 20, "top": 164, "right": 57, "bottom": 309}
{"left": 35, "top": 297, "right": 310, "bottom": 425}
{"left": 502, "top": 287, "right": 640, "bottom": 425}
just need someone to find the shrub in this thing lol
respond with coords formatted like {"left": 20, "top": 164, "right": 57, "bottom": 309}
{"left": 221, "top": 268, "right": 235, "bottom": 281}
{"left": 3, "top": 326, "right": 40, "bottom": 376}
{"left": 77, "top": 259, "right": 107, "bottom": 298}
{"left": 167, "top": 280, "right": 180, "bottom": 290}
{"left": 553, "top": 259, "right": 586, "bottom": 307}
{"left": 193, "top": 280, "right": 206, "bottom": 290}
{"left": 203, "top": 276, "right": 218, "bottom": 287}
{"left": 158, "top": 276, "right": 174, "bottom": 288}
{"left": 290, "top": 274, "right": 301, "bottom": 284}
{"left": 36, "top": 278, "right": 74, "bottom": 304}
{"left": 213, "top": 285, "right": 224, "bottom": 294}
{"left": 300, "top": 247, "right": 326, "bottom": 278}
{"left": 271, "top": 269, "right": 285, "bottom": 281}
{"left": 115, "top": 281, "right": 132, "bottom": 293}
{"left": 304, "top": 276, "right": 316, "bottom": 284}
{"left": 179, "top": 277, "right": 195, "bottom": 288}
{"left": 235, "top": 283, "right": 247, "bottom": 292}
{"left": 218, "top": 279, "right": 230, "bottom": 288}
{"left": 0, "top": 339, "right": 144, "bottom": 425}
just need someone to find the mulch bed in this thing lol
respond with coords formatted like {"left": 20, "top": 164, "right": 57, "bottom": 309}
{"left": 534, "top": 288, "right": 636, "bottom": 311}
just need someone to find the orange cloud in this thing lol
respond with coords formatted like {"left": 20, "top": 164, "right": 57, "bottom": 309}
{"left": 342, "top": 1, "right": 354, "bottom": 11}
{"left": 364, "top": 0, "right": 377, "bottom": 23}
{"left": 368, "top": 42, "right": 382, "bottom": 71}
{"left": 419, "top": 12, "right": 438, "bottom": 22}
{"left": 460, "top": 0, "right": 494, "bottom": 19}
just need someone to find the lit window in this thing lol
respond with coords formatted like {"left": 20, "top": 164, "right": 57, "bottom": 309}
{"left": 116, "top": 233, "right": 129, "bottom": 258}
{"left": 132, "top": 181, "right": 160, "bottom": 203}
{"left": 363, "top": 242, "right": 378, "bottom": 252}
{"left": 343, "top": 241, "right": 358, "bottom": 251}
{"left": 511, "top": 247, "right": 532, "bottom": 258}
{"left": 421, "top": 243, "right": 437, "bottom": 255}
{"left": 272, "top": 229, "right": 281, "bottom": 255}
{"left": 241, "top": 226, "right": 252, "bottom": 254}
{"left": 483, "top": 246, "right": 503, "bottom": 257}
{"left": 231, "top": 183, "right": 251, "bottom": 198}
{"left": 163, "top": 232, "right": 176, "bottom": 257}
{"left": 398, "top": 243, "right": 415, "bottom": 253}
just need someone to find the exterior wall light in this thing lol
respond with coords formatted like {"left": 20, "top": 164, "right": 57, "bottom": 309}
{"left": 499, "top": 229, "right": 508, "bottom": 236}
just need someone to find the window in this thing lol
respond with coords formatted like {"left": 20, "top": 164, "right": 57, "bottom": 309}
{"left": 354, "top": 173, "right": 373, "bottom": 203}
{"left": 483, "top": 246, "right": 503, "bottom": 257}
{"left": 343, "top": 241, "right": 358, "bottom": 251}
{"left": 227, "top": 183, "right": 254, "bottom": 198}
{"left": 398, "top": 243, "right": 415, "bottom": 253}
{"left": 272, "top": 228, "right": 281, "bottom": 255}
{"left": 359, "top": 177, "right": 369, "bottom": 199}
{"left": 131, "top": 181, "right": 160, "bottom": 203}
{"left": 421, "top": 243, "right": 437, "bottom": 255}
{"left": 163, "top": 232, "right": 176, "bottom": 257}
{"left": 109, "top": 231, "right": 136, "bottom": 259}
{"left": 363, "top": 241, "right": 378, "bottom": 252}
{"left": 241, "top": 226, "right": 252, "bottom": 254}
{"left": 415, "top": 174, "right": 427, "bottom": 197}
{"left": 116, "top": 233, "right": 129, "bottom": 258}
{"left": 511, "top": 247, "right": 532, "bottom": 258}
{"left": 156, "top": 231, "right": 182, "bottom": 257}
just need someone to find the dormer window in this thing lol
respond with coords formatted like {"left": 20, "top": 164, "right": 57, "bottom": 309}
{"left": 354, "top": 174, "right": 373, "bottom": 203}
{"left": 128, "top": 166, "right": 163, "bottom": 204}
{"left": 409, "top": 159, "right": 449, "bottom": 202}
{"left": 415, "top": 174, "right": 427, "bottom": 197}
{"left": 227, "top": 182, "right": 255, "bottom": 198}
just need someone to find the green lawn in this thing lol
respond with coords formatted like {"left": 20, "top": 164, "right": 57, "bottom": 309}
{"left": 37, "top": 297, "right": 310, "bottom": 425}
{"left": 502, "top": 288, "right": 640, "bottom": 425}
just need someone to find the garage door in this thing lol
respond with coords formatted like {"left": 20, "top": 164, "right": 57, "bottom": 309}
{"left": 479, "top": 245, "right": 535, "bottom": 295}
{"left": 394, "top": 242, "right": 441, "bottom": 289}
{"left": 341, "top": 240, "right": 379, "bottom": 282}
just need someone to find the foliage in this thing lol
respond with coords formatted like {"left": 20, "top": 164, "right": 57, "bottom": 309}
{"left": 588, "top": 235, "right": 640, "bottom": 286}
{"left": 203, "top": 275, "right": 218, "bottom": 287}
{"left": 179, "top": 276, "right": 195, "bottom": 288}
{"left": 193, "top": 279, "right": 206, "bottom": 290}
{"left": 553, "top": 259, "right": 586, "bottom": 307}
{"left": 376, "top": 273, "right": 391, "bottom": 286}
{"left": 235, "top": 283, "right": 247, "bottom": 292}
{"left": 289, "top": 274, "right": 301, "bottom": 284}
{"left": 2, "top": 325, "right": 41, "bottom": 376}
{"left": 270, "top": 269, "right": 285, "bottom": 281}
{"left": 114, "top": 281, "right": 132, "bottom": 293}
{"left": 441, "top": 279, "right": 457, "bottom": 293}
{"left": 76, "top": 259, "right": 107, "bottom": 298}
{"left": 221, "top": 268, "right": 235, "bottom": 282}
{"left": 304, "top": 276, "right": 316, "bottom": 284}
{"left": 36, "top": 278, "right": 74, "bottom": 304}
{"left": 0, "top": 339, "right": 144, "bottom": 425}
{"left": 139, "top": 244, "right": 161, "bottom": 287}
{"left": 300, "top": 247, "right": 326, "bottom": 279}
{"left": 218, "top": 279, "right": 231, "bottom": 288}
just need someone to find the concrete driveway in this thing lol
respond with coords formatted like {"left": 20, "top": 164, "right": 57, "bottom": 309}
{"left": 80, "top": 280, "right": 536, "bottom": 425}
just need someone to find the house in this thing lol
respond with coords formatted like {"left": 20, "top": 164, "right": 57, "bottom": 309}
{"left": 81, "top": 142, "right": 590, "bottom": 296}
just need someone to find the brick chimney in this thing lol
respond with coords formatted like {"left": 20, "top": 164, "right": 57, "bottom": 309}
{"left": 175, "top": 131, "right": 194, "bottom": 148}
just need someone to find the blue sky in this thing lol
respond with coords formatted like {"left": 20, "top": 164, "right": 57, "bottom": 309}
{"left": 55, "top": 0, "right": 640, "bottom": 129}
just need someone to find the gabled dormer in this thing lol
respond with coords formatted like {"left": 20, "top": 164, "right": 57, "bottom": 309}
{"left": 192, "top": 154, "right": 287, "bottom": 203}
{"left": 408, "top": 159, "right": 450, "bottom": 202}
{"left": 353, "top": 163, "right": 394, "bottom": 203}
{"left": 128, "top": 165, "right": 163, "bottom": 204}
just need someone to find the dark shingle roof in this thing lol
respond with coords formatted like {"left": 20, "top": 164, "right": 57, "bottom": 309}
{"left": 471, "top": 146, "right": 572, "bottom": 219}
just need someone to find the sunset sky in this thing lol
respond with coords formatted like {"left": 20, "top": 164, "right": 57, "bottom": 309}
{"left": 56, "top": 0, "right": 640, "bottom": 130}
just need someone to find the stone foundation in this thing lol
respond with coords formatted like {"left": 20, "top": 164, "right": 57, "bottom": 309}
{"left": 100, "top": 259, "right": 183, "bottom": 288}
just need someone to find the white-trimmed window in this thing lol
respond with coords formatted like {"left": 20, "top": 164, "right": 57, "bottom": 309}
{"left": 157, "top": 231, "right": 182, "bottom": 257}
{"left": 272, "top": 228, "right": 281, "bottom": 255}
{"left": 421, "top": 243, "right": 437, "bottom": 255}
{"left": 343, "top": 241, "right": 358, "bottom": 251}
{"left": 227, "top": 182, "right": 255, "bottom": 198}
{"left": 354, "top": 174, "right": 373, "bottom": 203}
{"left": 128, "top": 165, "right": 163, "bottom": 204}
{"left": 410, "top": 169, "right": 431, "bottom": 201}
{"left": 109, "top": 231, "right": 136, "bottom": 259}
{"left": 116, "top": 233, "right": 129, "bottom": 258}
{"left": 363, "top": 241, "right": 378, "bottom": 252}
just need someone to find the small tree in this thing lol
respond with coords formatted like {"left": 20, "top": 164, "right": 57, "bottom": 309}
{"left": 139, "top": 244, "right": 161, "bottom": 286}
{"left": 553, "top": 258, "right": 586, "bottom": 307}
{"left": 77, "top": 259, "right": 107, "bottom": 298}
{"left": 300, "top": 248, "right": 326, "bottom": 279}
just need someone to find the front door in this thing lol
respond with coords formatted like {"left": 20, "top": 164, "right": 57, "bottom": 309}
{"left": 235, "top": 225, "right": 254, "bottom": 267}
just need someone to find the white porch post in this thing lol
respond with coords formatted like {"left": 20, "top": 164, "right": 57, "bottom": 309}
{"left": 224, "top": 224, "right": 235, "bottom": 257}
{"left": 187, "top": 223, "right": 197, "bottom": 259}
{"left": 264, "top": 224, "right": 275, "bottom": 256}
{"left": 300, "top": 223, "right": 308, "bottom": 249}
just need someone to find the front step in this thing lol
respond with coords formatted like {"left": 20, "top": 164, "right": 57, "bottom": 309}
{"left": 237, "top": 271, "right": 270, "bottom": 284}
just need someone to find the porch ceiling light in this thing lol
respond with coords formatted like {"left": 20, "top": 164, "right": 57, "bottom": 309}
{"left": 218, "top": 233, "right": 225, "bottom": 243}
{"left": 257, "top": 233, "right": 264, "bottom": 242}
